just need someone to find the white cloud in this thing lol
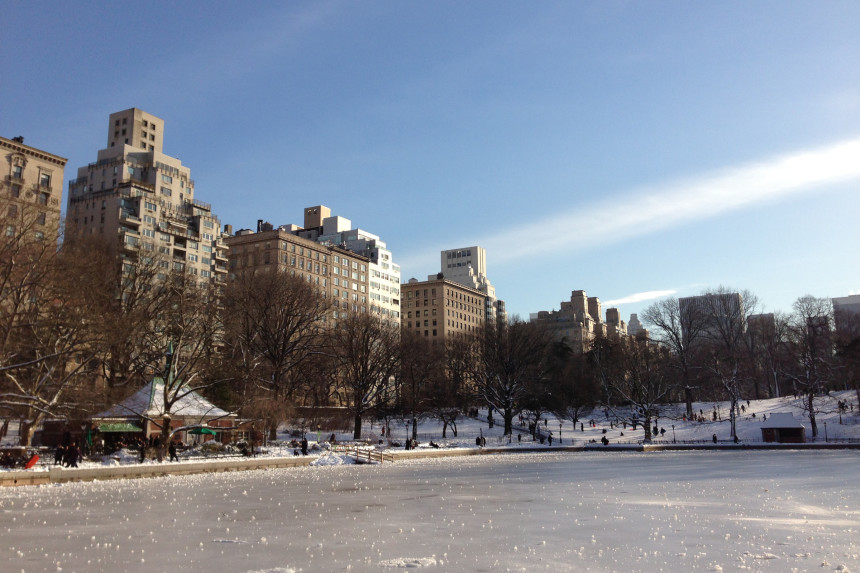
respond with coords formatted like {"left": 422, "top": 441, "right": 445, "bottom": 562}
{"left": 479, "top": 137, "right": 860, "bottom": 265}
{"left": 603, "top": 289, "right": 678, "bottom": 306}
{"left": 396, "top": 137, "right": 860, "bottom": 277}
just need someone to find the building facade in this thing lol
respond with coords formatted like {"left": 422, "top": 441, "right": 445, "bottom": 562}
{"left": 66, "top": 109, "right": 228, "bottom": 286}
{"left": 439, "top": 246, "right": 506, "bottom": 325}
{"left": 531, "top": 290, "right": 628, "bottom": 352}
{"left": 225, "top": 221, "right": 372, "bottom": 322}
{"left": 401, "top": 276, "right": 486, "bottom": 341}
{"left": 296, "top": 205, "right": 400, "bottom": 326}
{"left": 2, "top": 135, "right": 67, "bottom": 243}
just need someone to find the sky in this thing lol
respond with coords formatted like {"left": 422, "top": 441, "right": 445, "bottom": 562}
{"left": 2, "top": 1, "right": 859, "bottom": 321}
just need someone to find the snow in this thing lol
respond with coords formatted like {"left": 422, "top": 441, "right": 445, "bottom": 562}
{"left": 2, "top": 391, "right": 859, "bottom": 473}
{"left": 1, "top": 450, "right": 858, "bottom": 572}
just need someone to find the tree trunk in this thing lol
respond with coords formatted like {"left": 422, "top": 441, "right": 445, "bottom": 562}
{"left": 442, "top": 421, "right": 447, "bottom": 438}
{"left": 684, "top": 386, "right": 694, "bottom": 419}
{"left": 19, "top": 418, "right": 32, "bottom": 447}
{"left": 503, "top": 408, "right": 513, "bottom": 436}
{"left": 807, "top": 393, "right": 818, "bottom": 438}
{"left": 353, "top": 411, "right": 362, "bottom": 439}
{"left": 643, "top": 415, "right": 653, "bottom": 443}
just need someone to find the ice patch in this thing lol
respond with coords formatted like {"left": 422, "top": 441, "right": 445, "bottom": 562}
{"left": 245, "top": 569, "right": 296, "bottom": 573}
{"left": 379, "top": 556, "right": 438, "bottom": 567}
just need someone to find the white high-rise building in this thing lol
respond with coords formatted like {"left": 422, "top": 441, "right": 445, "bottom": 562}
{"left": 66, "top": 108, "right": 228, "bottom": 286}
{"left": 439, "top": 246, "right": 505, "bottom": 324}
{"left": 295, "top": 206, "right": 401, "bottom": 326}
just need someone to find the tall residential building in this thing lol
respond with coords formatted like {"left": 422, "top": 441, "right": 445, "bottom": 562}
{"left": 833, "top": 294, "right": 860, "bottom": 332}
{"left": 440, "top": 246, "right": 506, "bottom": 325}
{"left": 531, "top": 290, "right": 628, "bottom": 352}
{"left": 66, "top": 109, "right": 228, "bottom": 285}
{"left": 401, "top": 276, "right": 486, "bottom": 341}
{"left": 294, "top": 205, "right": 401, "bottom": 326}
{"left": 2, "top": 135, "right": 67, "bottom": 243}
{"left": 678, "top": 292, "right": 744, "bottom": 345}
{"left": 225, "top": 220, "right": 372, "bottom": 322}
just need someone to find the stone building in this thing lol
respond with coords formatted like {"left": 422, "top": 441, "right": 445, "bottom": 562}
{"left": 2, "top": 135, "right": 67, "bottom": 244}
{"left": 531, "top": 290, "right": 628, "bottom": 352}
{"left": 65, "top": 108, "right": 228, "bottom": 286}
{"left": 401, "top": 275, "right": 486, "bottom": 342}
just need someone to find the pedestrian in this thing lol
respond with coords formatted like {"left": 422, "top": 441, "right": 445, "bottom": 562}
{"left": 54, "top": 444, "right": 64, "bottom": 466}
{"left": 300, "top": 436, "right": 308, "bottom": 455}
{"left": 139, "top": 439, "right": 146, "bottom": 463}
{"left": 168, "top": 441, "right": 179, "bottom": 462}
{"left": 580, "top": 423, "right": 584, "bottom": 432}
{"left": 660, "top": 427, "right": 665, "bottom": 437}
{"left": 517, "top": 433, "right": 521, "bottom": 442}
{"left": 548, "top": 433, "right": 553, "bottom": 446}
{"left": 712, "top": 433, "right": 718, "bottom": 444}
{"left": 67, "top": 443, "right": 80, "bottom": 468}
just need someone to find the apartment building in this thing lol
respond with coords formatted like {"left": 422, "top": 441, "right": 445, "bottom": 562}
{"left": 295, "top": 205, "right": 400, "bottom": 326}
{"left": 531, "top": 290, "right": 628, "bottom": 352}
{"left": 401, "top": 276, "right": 486, "bottom": 341}
{"left": 66, "top": 109, "right": 228, "bottom": 286}
{"left": 440, "top": 246, "right": 506, "bottom": 325}
{"left": 2, "top": 135, "right": 67, "bottom": 243}
{"left": 225, "top": 220, "right": 372, "bottom": 322}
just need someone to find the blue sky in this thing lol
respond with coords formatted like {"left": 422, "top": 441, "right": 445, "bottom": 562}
{"left": 3, "top": 1, "right": 859, "bottom": 321}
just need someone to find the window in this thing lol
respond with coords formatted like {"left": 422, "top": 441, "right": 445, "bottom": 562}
{"left": 142, "top": 229, "right": 155, "bottom": 238}
{"left": 39, "top": 193, "right": 49, "bottom": 205}
{"left": 11, "top": 184, "right": 21, "bottom": 198}
{"left": 161, "top": 174, "right": 173, "bottom": 183}
{"left": 160, "top": 187, "right": 172, "bottom": 197}
{"left": 12, "top": 165, "right": 22, "bottom": 180}
{"left": 5, "top": 225, "right": 15, "bottom": 237}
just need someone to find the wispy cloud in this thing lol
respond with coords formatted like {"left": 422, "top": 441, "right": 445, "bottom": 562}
{"left": 397, "top": 137, "right": 860, "bottom": 274}
{"left": 603, "top": 289, "right": 677, "bottom": 306}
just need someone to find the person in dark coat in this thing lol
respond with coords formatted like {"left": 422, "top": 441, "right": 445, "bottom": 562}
{"left": 54, "top": 444, "right": 65, "bottom": 466}
{"left": 300, "top": 436, "right": 308, "bottom": 455}
{"left": 168, "top": 441, "right": 179, "bottom": 462}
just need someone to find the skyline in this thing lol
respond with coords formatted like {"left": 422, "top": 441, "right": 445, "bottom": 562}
{"left": 2, "top": 2, "right": 859, "bottom": 321}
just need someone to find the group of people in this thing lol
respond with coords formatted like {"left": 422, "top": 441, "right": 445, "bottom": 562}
{"left": 54, "top": 443, "right": 82, "bottom": 467}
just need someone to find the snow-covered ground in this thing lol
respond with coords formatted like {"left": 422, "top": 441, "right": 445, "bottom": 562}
{"left": 2, "top": 391, "right": 859, "bottom": 471}
{"left": 1, "top": 450, "right": 858, "bottom": 572}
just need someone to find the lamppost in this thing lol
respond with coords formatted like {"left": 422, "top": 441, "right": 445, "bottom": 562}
{"left": 559, "top": 422, "right": 563, "bottom": 444}
{"left": 672, "top": 424, "right": 676, "bottom": 444}
{"left": 824, "top": 421, "right": 828, "bottom": 443}
{"left": 404, "top": 420, "right": 411, "bottom": 450}
{"left": 317, "top": 424, "right": 321, "bottom": 444}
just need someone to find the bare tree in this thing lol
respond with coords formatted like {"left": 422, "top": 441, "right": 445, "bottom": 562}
{"left": 328, "top": 313, "right": 400, "bottom": 439}
{"left": 224, "top": 268, "right": 330, "bottom": 438}
{"left": 782, "top": 295, "right": 835, "bottom": 438}
{"left": 642, "top": 297, "right": 707, "bottom": 418}
{"left": 603, "top": 336, "right": 673, "bottom": 443}
{"left": 398, "top": 330, "right": 443, "bottom": 440}
{"left": 0, "top": 212, "right": 104, "bottom": 445}
{"left": 698, "top": 287, "right": 759, "bottom": 440}
{"left": 548, "top": 340, "right": 598, "bottom": 436}
{"left": 471, "top": 319, "right": 554, "bottom": 436}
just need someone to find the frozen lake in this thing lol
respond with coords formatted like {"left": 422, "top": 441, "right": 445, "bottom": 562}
{"left": 2, "top": 450, "right": 858, "bottom": 572}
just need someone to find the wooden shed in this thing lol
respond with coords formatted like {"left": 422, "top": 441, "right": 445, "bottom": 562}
{"left": 760, "top": 412, "right": 806, "bottom": 443}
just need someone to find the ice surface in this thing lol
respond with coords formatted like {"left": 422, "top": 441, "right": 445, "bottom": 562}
{"left": 1, "top": 450, "right": 858, "bottom": 572}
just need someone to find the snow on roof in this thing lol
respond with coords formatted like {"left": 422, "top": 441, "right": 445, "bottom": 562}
{"left": 93, "top": 378, "right": 233, "bottom": 420}
{"left": 760, "top": 412, "right": 804, "bottom": 428}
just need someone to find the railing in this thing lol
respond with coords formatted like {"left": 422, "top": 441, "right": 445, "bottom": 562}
{"left": 332, "top": 444, "right": 394, "bottom": 463}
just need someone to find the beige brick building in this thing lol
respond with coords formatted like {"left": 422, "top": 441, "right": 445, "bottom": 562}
{"left": 226, "top": 221, "right": 372, "bottom": 323}
{"left": 2, "top": 135, "right": 67, "bottom": 243}
{"left": 66, "top": 109, "right": 228, "bottom": 286}
{"left": 532, "top": 289, "right": 628, "bottom": 352}
{"left": 401, "top": 276, "right": 486, "bottom": 341}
